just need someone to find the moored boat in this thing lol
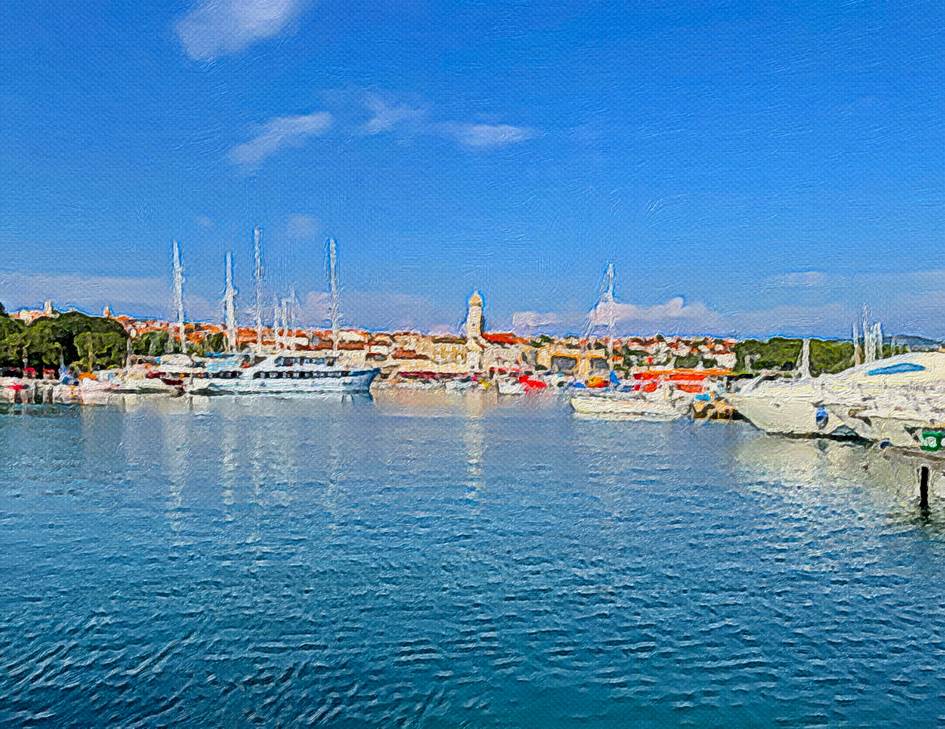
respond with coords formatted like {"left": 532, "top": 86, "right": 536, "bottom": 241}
{"left": 570, "top": 389, "right": 686, "bottom": 420}
{"left": 188, "top": 352, "right": 378, "bottom": 395}
{"left": 728, "top": 352, "right": 945, "bottom": 437}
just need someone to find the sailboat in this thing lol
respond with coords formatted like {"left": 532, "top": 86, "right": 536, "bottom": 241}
{"left": 189, "top": 237, "right": 380, "bottom": 395}
{"left": 569, "top": 264, "right": 686, "bottom": 420}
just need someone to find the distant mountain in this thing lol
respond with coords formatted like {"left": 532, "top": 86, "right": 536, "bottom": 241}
{"left": 890, "top": 334, "right": 943, "bottom": 351}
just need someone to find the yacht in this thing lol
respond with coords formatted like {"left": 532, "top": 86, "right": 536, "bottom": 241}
{"left": 728, "top": 351, "right": 945, "bottom": 437}
{"left": 188, "top": 352, "right": 378, "bottom": 395}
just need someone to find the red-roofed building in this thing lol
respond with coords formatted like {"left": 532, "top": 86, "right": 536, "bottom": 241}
{"left": 482, "top": 332, "right": 528, "bottom": 346}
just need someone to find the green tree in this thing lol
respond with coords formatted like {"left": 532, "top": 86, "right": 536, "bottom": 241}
{"left": 674, "top": 353, "right": 702, "bottom": 368}
{"left": 735, "top": 337, "right": 859, "bottom": 376}
{"left": 810, "top": 340, "right": 855, "bottom": 376}
{"left": 734, "top": 338, "right": 803, "bottom": 372}
{"left": 21, "top": 326, "right": 64, "bottom": 368}
{"left": 74, "top": 331, "right": 127, "bottom": 371}
{"left": 131, "top": 330, "right": 172, "bottom": 356}
{"left": 0, "top": 314, "right": 25, "bottom": 366}
{"left": 204, "top": 332, "right": 226, "bottom": 353}
{"left": 21, "top": 312, "right": 128, "bottom": 368}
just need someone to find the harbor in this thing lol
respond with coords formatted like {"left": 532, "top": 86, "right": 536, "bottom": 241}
{"left": 5, "top": 242, "right": 945, "bottom": 506}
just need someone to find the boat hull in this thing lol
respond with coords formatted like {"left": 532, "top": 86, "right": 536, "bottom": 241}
{"left": 191, "top": 368, "right": 379, "bottom": 395}
{"left": 727, "top": 392, "right": 841, "bottom": 436}
{"left": 827, "top": 405, "right": 938, "bottom": 448}
{"left": 570, "top": 393, "right": 684, "bottom": 420}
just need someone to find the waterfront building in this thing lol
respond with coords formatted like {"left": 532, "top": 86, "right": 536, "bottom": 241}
{"left": 431, "top": 335, "right": 468, "bottom": 368}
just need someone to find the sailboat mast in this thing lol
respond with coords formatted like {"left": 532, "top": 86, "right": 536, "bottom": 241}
{"left": 254, "top": 225, "right": 263, "bottom": 353}
{"left": 172, "top": 240, "right": 186, "bottom": 354}
{"left": 280, "top": 298, "right": 289, "bottom": 350}
{"left": 287, "top": 286, "right": 296, "bottom": 347}
{"left": 224, "top": 252, "right": 237, "bottom": 352}
{"left": 328, "top": 238, "right": 340, "bottom": 353}
{"left": 798, "top": 338, "right": 811, "bottom": 378}
{"left": 604, "top": 263, "right": 616, "bottom": 371}
{"left": 862, "top": 305, "right": 874, "bottom": 363}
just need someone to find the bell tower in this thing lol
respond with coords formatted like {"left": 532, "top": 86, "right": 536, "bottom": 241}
{"left": 465, "top": 290, "right": 483, "bottom": 341}
{"left": 465, "top": 290, "right": 484, "bottom": 373}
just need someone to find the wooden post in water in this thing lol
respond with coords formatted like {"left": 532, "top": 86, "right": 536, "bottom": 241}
{"left": 919, "top": 465, "right": 930, "bottom": 510}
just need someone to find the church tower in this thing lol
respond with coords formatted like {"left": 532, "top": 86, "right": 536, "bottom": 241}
{"left": 465, "top": 290, "right": 484, "bottom": 373}
{"left": 465, "top": 290, "right": 483, "bottom": 340}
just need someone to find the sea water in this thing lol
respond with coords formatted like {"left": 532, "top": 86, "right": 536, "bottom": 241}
{"left": 2, "top": 392, "right": 945, "bottom": 727}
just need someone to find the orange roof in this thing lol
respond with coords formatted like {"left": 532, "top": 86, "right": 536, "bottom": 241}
{"left": 483, "top": 332, "right": 527, "bottom": 345}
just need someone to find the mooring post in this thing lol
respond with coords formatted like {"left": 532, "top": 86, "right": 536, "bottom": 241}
{"left": 919, "top": 465, "right": 930, "bottom": 510}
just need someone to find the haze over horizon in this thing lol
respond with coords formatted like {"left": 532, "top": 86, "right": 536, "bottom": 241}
{"left": 1, "top": 1, "right": 943, "bottom": 338}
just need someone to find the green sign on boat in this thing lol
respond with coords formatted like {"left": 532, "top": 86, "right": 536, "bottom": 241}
{"left": 920, "top": 429, "right": 945, "bottom": 452}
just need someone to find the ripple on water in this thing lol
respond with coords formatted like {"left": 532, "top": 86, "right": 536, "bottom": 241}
{"left": 3, "top": 398, "right": 945, "bottom": 726}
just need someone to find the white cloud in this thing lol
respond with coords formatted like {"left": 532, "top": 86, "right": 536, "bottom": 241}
{"left": 239, "top": 92, "right": 534, "bottom": 163}
{"left": 229, "top": 111, "right": 332, "bottom": 168}
{"left": 195, "top": 214, "right": 215, "bottom": 229}
{"left": 590, "top": 296, "right": 720, "bottom": 328}
{"left": 176, "top": 0, "right": 311, "bottom": 60}
{"left": 286, "top": 213, "right": 320, "bottom": 240}
{"left": 361, "top": 94, "right": 426, "bottom": 135}
{"left": 511, "top": 297, "right": 724, "bottom": 336}
{"left": 439, "top": 122, "right": 536, "bottom": 149}
{"left": 359, "top": 94, "right": 534, "bottom": 150}
{"left": 301, "top": 291, "right": 329, "bottom": 321}
{"left": 511, "top": 311, "right": 561, "bottom": 330}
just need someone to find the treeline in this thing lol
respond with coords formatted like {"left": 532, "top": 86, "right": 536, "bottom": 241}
{"left": 733, "top": 337, "right": 905, "bottom": 376}
{"left": 130, "top": 330, "right": 226, "bottom": 357}
{"left": 0, "top": 303, "right": 128, "bottom": 370}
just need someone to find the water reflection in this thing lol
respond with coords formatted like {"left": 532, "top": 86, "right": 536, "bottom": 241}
{"left": 733, "top": 431, "right": 945, "bottom": 525}
{"left": 220, "top": 407, "right": 239, "bottom": 521}
{"left": 462, "top": 408, "right": 485, "bottom": 501}
{"left": 7, "top": 398, "right": 945, "bottom": 725}
{"left": 160, "top": 406, "right": 189, "bottom": 544}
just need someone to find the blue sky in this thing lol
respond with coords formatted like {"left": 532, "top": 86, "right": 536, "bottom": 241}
{"left": 1, "top": 0, "right": 943, "bottom": 337}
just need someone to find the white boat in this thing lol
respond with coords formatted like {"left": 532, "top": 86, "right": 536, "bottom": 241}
{"left": 188, "top": 353, "right": 378, "bottom": 395}
{"left": 570, "top": 389, "right": 686, "bottom": 420}
{"left": 444, "top": 378, "right": 477, "bottom": 392}
{"left": 497, "top": 378, "right": 525, "bottom": 396}
{"left": 729, "top": 352, "right": 945, "bottom": 437}
{"left": 189, "top": 237, "right": 379, "bottom": 396}
{"left": 113, "top": 365, "right": 183, "bottom": 395}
